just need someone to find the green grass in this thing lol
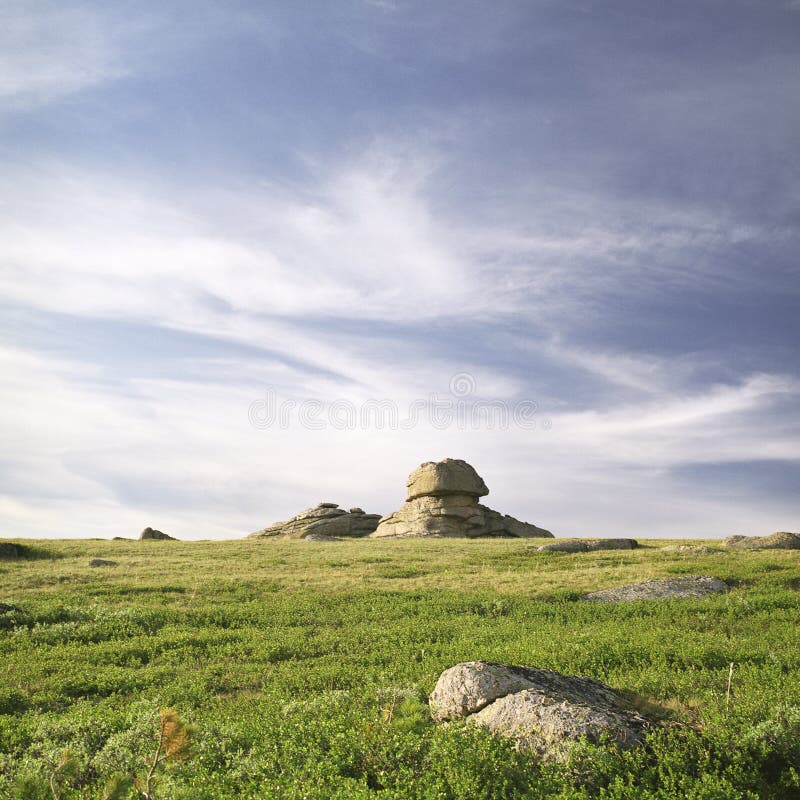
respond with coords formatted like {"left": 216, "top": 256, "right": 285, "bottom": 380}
{"left": 1, "top": 537, "right": 799, "bottom": 799}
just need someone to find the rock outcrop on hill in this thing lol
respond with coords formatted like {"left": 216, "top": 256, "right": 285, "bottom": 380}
{"left": 139, "top": 527, "right": 176, "bottom": 541}
{"left": 723, "top": 532, "right": 800, "bottom": 550}
{"left": 248, "top": 503, "right": 381, "bottom": 540}
{"left": 583, "top": 575, "right": 728, "bottom": 602}
{"left": 370, "top": 459, "right": 553, "bottom": 539}
{"left": 429, "top": 661, "right": 649, "bottom": 760}
{"left": 538, "top": 538, "right": 637, "bottom": 553}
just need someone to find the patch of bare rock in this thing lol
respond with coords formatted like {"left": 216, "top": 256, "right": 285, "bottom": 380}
{"left": 302, "top": 532, "right": 343, "bottom": 542}
{"left": 429, "top": 661, "right": 649, "bottom": 760}
{"left": 370, "top": 459, "right": 553, "bottom": 539}
{"left": 583, "top": 575, "right": 729, "bottom": 603}
{"left": 723, "top": 532, "right": 800, "bottom": 550}
{"left": 248, "top": 503, "right": 381, "bottom": 540}
{"left": 538, "top": 538, "right": 637, "bottom": 553}
{"left": 139, "top": 527, "right": 176, "bottom": 541}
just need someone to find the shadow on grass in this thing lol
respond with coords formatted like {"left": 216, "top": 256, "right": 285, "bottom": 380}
{"left": 0, "top": 541, "right": 63, "bottom": 561}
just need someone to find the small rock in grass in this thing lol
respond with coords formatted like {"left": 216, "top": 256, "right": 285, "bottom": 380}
{"left": 583, "top": 575, "right": 728, "bottom": 602}
{"left": 538, "top": 538, "right": 637, "bottom": 553}
{"left": 88, "top": 558, "right": 118, "bottom": 567}
{"left": 586, "top": 538, "right": 638, "bottom": 551}
{"left": 538, "top": 540, "right": 589, "bottom": 553}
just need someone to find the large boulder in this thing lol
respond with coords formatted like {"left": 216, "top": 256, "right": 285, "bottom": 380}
{"left": 139, "top": 527, "right": 176, "bottom": 541}
{"left": 406, "top": 459, "right": 489, "bottom": 501}
{"left": 723, "top": 532, "right": 800, "bottom": 550}
{"left": 248, "top": 503, "right": 381, "bottom": 539}
{"left": 583, "top": 575, "right": 728, "bottom": 603}
{"left": 538, "top": 538, "right": 638, "bottom": 553}
{"left": 429, "top": 661, "right": 649, "bottom": 760}
{"left": 371, "top": 460, "right": 553, "bottom": 539}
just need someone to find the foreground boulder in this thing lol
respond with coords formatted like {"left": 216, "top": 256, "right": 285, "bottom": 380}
{"left": 723, "top": 532, "right": 800, "bottom": 550}
{"left": 139, "top": 527, "right": 176, "bottom": 541}
{"left": 583, "top": 575, "right": 728, "bottom": 603}
{"left": 538, "top": 538, "right": 637, "bottom": 553}
{"left": 429, "top": 661, "right": 649, "bottom": 760}
{"left": 371, "top": 459, "right": 553, "bottom": 539}
{"left": 248, "top": 503, "right": 381, "bottom": 539}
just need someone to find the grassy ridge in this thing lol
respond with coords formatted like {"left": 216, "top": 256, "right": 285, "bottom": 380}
{"left": 1, "top": 537, "right": 799, "bottom": 799}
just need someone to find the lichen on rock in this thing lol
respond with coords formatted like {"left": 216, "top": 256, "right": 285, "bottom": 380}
{"left": 429, "top": 661, "right": 649, "bottom": 760}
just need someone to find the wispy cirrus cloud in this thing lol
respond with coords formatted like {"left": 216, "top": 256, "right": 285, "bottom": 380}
{"left": 0, "top": 1, "right": 133, "bottom": 106}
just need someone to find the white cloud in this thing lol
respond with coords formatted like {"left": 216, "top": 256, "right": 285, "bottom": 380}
{"left": 1, "top": 148, "right": 798, "bottom": 539}
{"left": 0, "top": 145, "right": 771, "bottom": 340}
{"left": 546, "top": 373, "right": 800, "bottom": 467}
{"left": 1, "top": 335, "right": 797, "bottom": 540}
{"left": 0, "top": 1, "right": 283, "bottom": 110}
{"left": 0, "top": 1, "right": 131, "bottom": 106}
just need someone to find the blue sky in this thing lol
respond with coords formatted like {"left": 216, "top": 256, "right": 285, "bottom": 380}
{"left": 2, "top": 0, "right": 799, "bottom": 539}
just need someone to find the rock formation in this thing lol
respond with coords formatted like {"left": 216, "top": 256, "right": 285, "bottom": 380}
{"left": 583, "top": 575, "right": 728, "bottom": 603}
{"left": 139, "top": 527, "right": 176, "bottom": 541}
{"left": 538, "top": 538, "right": 637, "bottom": 553}
{"left": 248, "top": 503, "right": 381, "bottom": 540}
{"left": 429, "top": 661, "right": 649, "bottom": 760}
{"left": 370, "top": 459, "right": 553, "bottom": 539}
{"left": 723, "top": 532, "right": 800, "bottom": 550}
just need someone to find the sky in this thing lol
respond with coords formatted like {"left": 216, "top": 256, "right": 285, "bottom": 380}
{"left": 1, "top": 0, "right": 799, "bottom": 540}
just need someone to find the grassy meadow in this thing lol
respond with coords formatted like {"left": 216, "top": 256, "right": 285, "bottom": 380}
{"left": 1, "top": 536, "right": 799, "bottom": 799}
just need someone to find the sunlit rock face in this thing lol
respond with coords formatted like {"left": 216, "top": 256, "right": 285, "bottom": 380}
{"left": 429, "top": 661, "right": 649, "bottom": 760}
{"left": 370, "top": 459, "right": 553, "bottom": 539}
